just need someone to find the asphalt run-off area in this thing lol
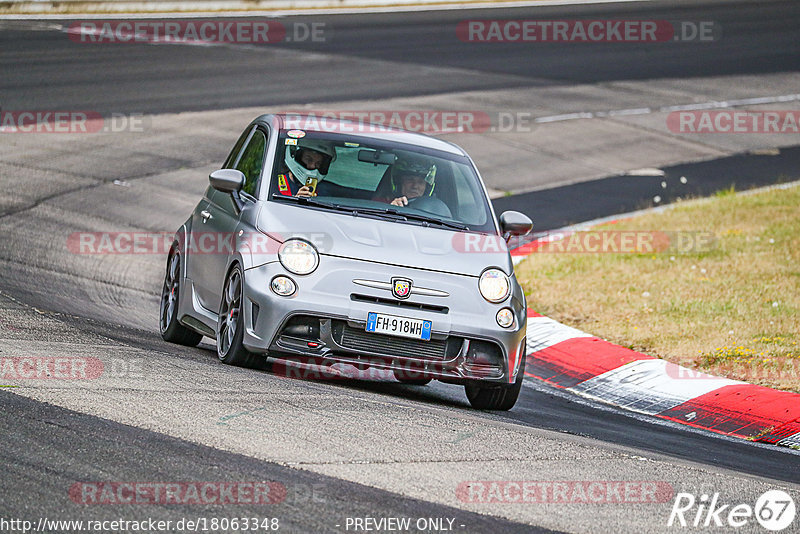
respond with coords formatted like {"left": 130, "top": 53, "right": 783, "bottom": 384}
{"left": 1, "top": 1, "right": 799, "bottom": 533}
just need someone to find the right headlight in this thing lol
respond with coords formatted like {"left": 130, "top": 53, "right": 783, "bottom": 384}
{"left": 479, "top": 268, "right": 510, "bottom": 303}
{"left": 278, "top": 239, "right": 319, "bottom": 275}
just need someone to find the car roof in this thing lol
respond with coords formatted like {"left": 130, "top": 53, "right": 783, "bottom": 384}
{"left": 254, "top": 113, "right": 468, "bottom": 157}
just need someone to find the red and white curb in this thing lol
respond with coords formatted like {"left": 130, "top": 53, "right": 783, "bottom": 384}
{"left": 523, "top": 310, "right": 800, "bottom": 448}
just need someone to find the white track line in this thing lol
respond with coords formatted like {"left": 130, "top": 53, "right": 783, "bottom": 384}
{"left": 534, "top": 93, "right": 800, "bottom": 124}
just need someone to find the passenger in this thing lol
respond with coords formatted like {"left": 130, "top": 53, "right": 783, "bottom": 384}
{"left": 276, "top": 139, "right": 336, "bottom": 197}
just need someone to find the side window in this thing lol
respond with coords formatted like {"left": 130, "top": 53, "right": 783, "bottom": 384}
{"left": 452, "top": 164, "right": 488, "bottom": 226}
{"left": 223, "top": 127, "right": 252, "bottom": 169}
{"left": 235, "top": 129, "right": 267, "bottom": 197}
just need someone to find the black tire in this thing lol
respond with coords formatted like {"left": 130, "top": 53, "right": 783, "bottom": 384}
{"left": 393, "top": 368, "right": 432, "bottom": 386}
{"left": 217, "top": 264, "right": 259, "bottom": 368}
{"left": 160, "top": 250, "right": 203, "bottom": 347}
{"left": 464, "top": 355, "right": 526, "bottom": 410}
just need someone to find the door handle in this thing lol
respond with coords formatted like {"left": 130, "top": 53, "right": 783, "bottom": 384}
{"left": 201, "top": 210, "right": 212, "bottom": 222}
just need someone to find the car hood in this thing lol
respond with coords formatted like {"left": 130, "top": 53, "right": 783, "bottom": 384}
{"left": 256, "top": 202, "right": 513, "bottom": 277}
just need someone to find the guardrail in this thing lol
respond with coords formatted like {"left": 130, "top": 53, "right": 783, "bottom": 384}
{"left": 1, "top": 0, "right": 536, "bottom": 15}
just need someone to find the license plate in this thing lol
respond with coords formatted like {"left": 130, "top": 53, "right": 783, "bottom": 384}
{"left": 365, "top": 312, "right": 432, "bottom": 341}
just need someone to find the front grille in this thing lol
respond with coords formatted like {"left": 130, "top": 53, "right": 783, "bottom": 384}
{"left": 350, "top": 294, "right": 448, "bottom": 314}
{"left": 335, "top": 322, "right": 457, "bottom": 360}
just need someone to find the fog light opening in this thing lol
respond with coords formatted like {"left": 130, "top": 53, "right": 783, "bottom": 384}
{"left": 271, "top": 275, "right": 297, "bottom": 297}
{"left": 496, "top": 308, "right": 514, "bottom": 328}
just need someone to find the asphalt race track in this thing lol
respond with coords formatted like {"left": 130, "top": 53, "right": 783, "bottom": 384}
{"left": 1, "top": 1, "right": 799, "bottom": 532}
{"left": 1, "top": 1, "right": 799, "bottom": 114}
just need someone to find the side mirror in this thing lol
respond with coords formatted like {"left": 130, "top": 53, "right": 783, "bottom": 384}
{"left": 499, "top": 211, "right": 533, "bottom": 238}
{"left": 209, "top": 169, "right": 245, "bottom": 193}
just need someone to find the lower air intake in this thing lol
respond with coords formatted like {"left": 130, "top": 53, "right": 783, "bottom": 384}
{"left": 336, "top": 323, "right": 450, "bottom": 360}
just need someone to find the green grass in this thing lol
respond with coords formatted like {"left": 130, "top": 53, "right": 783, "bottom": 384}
{"left": 515, "top": 183, "right": 800, "bottom": 391}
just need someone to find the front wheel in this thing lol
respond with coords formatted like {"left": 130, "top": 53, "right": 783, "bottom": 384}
{"left": 160, "top": 250, "right": 203, "bottom": 347}
{"left": 464, "top": 355, "right": 526, "bottom": 410}
{"left": 217, "top": 264, "right": 259, "bottom": 368}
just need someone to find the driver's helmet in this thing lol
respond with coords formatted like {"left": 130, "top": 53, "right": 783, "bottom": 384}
{"left": 285, "top": 139, "right": 336, "bottom": 183}
{"left": 391, "top": 155, "right": 437, "bottom": 196}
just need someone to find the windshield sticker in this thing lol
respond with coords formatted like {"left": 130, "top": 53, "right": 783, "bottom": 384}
{"left": 344, "top": 142, "right": 360, "bottom": 147}
{"left": 285, "top": 138, "right": 298, "bottom": 146}
{"left": 286, "top": 129, "right": 306, "bottom": 138}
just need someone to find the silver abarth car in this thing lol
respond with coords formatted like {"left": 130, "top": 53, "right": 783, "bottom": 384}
{"left": 160, "top": 114, "right": 533, "bottom": 410}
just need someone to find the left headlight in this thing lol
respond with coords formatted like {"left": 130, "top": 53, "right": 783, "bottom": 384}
{"left": 479, "top": 268, "right": 510, "bottom": 303}
{"left": 278, "top": 239, "right": 319, "bottom": 275}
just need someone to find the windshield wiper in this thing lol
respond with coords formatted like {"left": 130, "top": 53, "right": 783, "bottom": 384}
{"left": 270, "top": 195, "right": 469, "bottom": 230}
{"left": 381, "top": 208, "right": 470, "bottom": 230}
{"left": 270, "top": 194, "right": 407, "bottom": 220}
{"left": 347, "top": 206, "right": 469, "bottom": 230}
{"left": 270, "top": 193, "right": 335, "bottom": 207}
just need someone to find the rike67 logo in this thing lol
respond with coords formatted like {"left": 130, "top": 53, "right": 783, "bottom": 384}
{"left": 668, "top": 490, "right": 796, "bottom": 531}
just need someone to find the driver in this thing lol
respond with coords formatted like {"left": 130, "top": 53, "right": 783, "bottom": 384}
{"left": 277, "top": 139, "right": 336, "bottom": 197}
{"left": 378, "top": 156, "right": 437, "bottom": 206}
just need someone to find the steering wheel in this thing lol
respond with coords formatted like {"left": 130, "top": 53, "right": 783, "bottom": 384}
{"left": 407, "top": 196, "right": 452, "bottom": 219}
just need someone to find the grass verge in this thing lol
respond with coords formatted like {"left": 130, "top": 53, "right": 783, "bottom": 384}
{"left": 516, "top": 182, "right": 800, "bottom": 392}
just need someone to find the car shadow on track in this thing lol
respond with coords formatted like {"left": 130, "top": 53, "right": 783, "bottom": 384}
{"left": 55, "top": 311, "right": 513, "bottom": 412}
{"left": 190, "top": 343, "right": 477, "bottom": 410}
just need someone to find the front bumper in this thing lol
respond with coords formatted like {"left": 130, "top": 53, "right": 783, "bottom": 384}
{"left": 241, "top": 256, "right": 527, "bottom": 384}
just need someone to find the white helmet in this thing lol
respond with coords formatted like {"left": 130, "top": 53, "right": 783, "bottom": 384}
{"left": 285, "top": 139, "right": 336, "bottom": 183}
{"left": 298, "top": 139, "right": 336, "bottom": 162}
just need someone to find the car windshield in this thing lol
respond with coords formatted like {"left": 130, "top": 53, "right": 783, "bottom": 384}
{"left": 268, "top": 130, "right": 497, "bottom": 233}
